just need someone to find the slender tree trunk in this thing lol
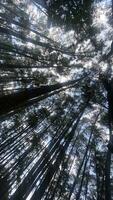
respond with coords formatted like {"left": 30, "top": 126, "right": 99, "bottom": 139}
{"left": 0, "top": 63, "right": 67, "bottom": 69}
{"left": 48, "top": 131, "right": 79, "bottom": 200}
{"left": 29, "top": 104, "right": 87, "bottom": 200}
{"left": 68, "top": 113, "right": 100, "bottom": 200}
{"left": 112, "top": 0, "right": 113, "bottom": 21}
{"left": 105, "top": 97, "right": 112, "bottom": 200}
{"left": 85, "top": 175, "right": 89, "bottom": 200}
{"left": 76, "top": 152, "right": 91, "bottom": 200}
{"left": 0, "top": 77, "right": 83, "bottom": 116}
{"left": 105, "top": 150, "right": 111, "bottom": 200}
{"left": 101, "top": 76, "right": 113, "bottom": 200}
{"left": 0, "top": 27, "right": 58, "bottom": 50}
{"left": 95, "top": 151, "right": 106, "bottom": 200}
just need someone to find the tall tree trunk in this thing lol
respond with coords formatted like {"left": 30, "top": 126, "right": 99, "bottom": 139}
{"left": 112, "top": 0, "right": 113, "bottom": 21}
{"left": 104, "top": 100, "right": 111, "bottom": 200}
{"left": 105, "top": 150, "right": 111, "bottom": 200}
{"left": 68, "top": 113, "right": 100, "bottom": 200}
{"left": 95, "top": 151, "right": 106, "bottom": 200}
{"left": 11, "top": 101, "right": 87, "bottom": 200}
{"left": 0, "top": 77, "right": 84, "bottom": 116}
{"left": 76, "top": 152, "right": 91, "bottom": 200}
{"left": 101, "top": 76, "right": 113, "bottom": 200}
{"left": 29, "top": 103, "right": 87, "bottom": 200}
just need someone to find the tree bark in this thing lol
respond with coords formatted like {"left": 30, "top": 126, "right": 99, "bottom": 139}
{"left": 0, "top": 78, "right": 83, "bottom": 116}
{"left": 105, "top": 150, "right": 111, "bottom": 200}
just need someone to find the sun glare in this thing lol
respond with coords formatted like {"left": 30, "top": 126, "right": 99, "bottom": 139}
{"left": 93, "top": 2, "right": 109, "bottom": 28}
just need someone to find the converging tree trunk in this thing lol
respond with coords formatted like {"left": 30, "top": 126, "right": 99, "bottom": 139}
{"left": 0, "top": 77, "right": 84, "bottom": 116}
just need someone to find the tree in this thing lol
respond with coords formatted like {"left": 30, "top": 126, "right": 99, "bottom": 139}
{"left": 0, "top": 0, "right": 113, "bottom": 200}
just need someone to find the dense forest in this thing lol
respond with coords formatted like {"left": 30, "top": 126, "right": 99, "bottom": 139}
{"left": 0, "top": 0, "right": 113, "bottom": 199}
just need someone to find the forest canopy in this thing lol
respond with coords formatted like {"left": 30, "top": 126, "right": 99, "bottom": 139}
{"left": 0, "top": 0, "right": 113, "bottom": 200}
